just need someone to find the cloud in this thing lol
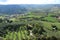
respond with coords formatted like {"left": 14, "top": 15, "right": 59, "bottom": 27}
{"left": 0, "top": 0, "right": 7, "bottom": 2}
{"left": 0, "top": 0, "right": 60, "bottom": 4}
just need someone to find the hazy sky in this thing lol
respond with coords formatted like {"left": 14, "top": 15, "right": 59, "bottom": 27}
{"left": 0, "top": 0, "right": 60, "bottom": 4}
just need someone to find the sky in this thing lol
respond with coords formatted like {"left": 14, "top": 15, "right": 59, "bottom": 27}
{"left": 0, "top": 0, "right": 60, "bottom": 5}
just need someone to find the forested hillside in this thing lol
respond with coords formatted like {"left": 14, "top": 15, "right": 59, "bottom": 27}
{"left": 0, "top": 4, "right": 60, "bottom": 15}
{"left": 0, "top": 4, "right": 60, "bottom": 40}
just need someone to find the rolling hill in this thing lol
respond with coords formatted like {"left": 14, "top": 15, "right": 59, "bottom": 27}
{"left": 0, "top": 4, "right": 60, "bottom": 15}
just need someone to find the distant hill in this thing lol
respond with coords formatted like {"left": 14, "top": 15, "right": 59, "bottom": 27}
{"left": 0, "top": 4, "right": 60, "bottom": 15}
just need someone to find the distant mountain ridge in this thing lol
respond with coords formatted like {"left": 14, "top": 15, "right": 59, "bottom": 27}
{"left": 0, "top": 4, "right": 60, "bottom": 14}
